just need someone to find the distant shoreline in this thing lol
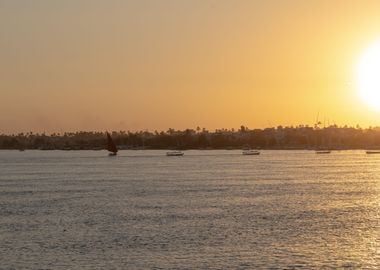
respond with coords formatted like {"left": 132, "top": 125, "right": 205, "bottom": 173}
{"left": 3, "top": 126, "right": 380, "bottom": 150}
{"left": 2, "top": 148, "right": 380, "bottom": 151}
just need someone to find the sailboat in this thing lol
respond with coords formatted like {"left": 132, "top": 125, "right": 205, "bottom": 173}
{"left": 106, "top": 132, "right": 118, "bottom": 156}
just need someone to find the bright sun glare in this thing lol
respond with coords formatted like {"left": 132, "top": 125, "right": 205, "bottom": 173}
{"left": 357, "top": 40, "right": 380, "bottom": 111}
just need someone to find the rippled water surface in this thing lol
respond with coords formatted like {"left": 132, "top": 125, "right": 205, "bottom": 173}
{"left": 1, "top": 150, "right": 379, "bottom": 269}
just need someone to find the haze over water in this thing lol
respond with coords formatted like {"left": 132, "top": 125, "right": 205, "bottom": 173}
{"left": 1, "top": 150, "right": 379, "bottom": 269}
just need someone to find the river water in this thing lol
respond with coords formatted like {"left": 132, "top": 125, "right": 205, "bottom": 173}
{"left": 0, "top": 150, "right": 379, "bottom": 269}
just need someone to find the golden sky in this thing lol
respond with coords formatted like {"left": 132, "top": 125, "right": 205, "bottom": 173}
{"left": 1, "top": 0, "right": 380, "bottom": 133}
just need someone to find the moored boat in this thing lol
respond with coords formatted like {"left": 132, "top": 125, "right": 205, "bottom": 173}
{"left": 366, "top": 150, "right": 380, "bottom": 154}
{"left": 242, "top": 149, "right": 260, "bottom": 155}
{"left": 315, "top": 150, "right": 331, "bottom": 154}
{"left": 166, "top": 151, "right": 184, "bottom": 156}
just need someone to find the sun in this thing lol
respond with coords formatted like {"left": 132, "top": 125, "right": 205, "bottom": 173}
{"left": 357, "top": 40, "right": 380, "bottom": 111}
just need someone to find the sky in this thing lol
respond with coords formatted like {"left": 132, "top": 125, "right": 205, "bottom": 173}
{"left": 1, "top": 0, "right": 380, "bottom": 133}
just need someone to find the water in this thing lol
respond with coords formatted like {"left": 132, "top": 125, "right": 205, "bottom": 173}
{"left": 0, "top": 150, "right": 379, "bottom": 269}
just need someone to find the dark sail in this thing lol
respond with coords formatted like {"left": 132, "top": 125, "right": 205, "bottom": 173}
{"left": 106, "top": 132, "right": 118, "bottom": 153}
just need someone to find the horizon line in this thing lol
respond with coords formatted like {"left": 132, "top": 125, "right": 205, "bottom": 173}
{"left": 2, "top": 123, "right": 380, "bottom": 136}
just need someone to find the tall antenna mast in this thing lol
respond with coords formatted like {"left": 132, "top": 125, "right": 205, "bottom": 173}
{"left": 315, "top": 111, "right": 320, "bottom": 129}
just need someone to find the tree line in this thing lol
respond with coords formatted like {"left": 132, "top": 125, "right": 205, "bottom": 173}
{"left": 2, "top": 125, "right": 380, "bottom": 150}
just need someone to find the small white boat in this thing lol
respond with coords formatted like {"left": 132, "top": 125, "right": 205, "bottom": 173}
{"left": 315, "top": 150, "right": 331, "bottom": 154}
{"left": 166, "top": 151, "right": 184, "bottom": 156}
{"left": 242, "top": 149, "right": 260, "bottom": 155}
{"left": 366, "top": 150, "right": 380, "bottom": 154}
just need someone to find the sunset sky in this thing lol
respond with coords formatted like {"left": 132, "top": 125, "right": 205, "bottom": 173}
{"left": 1, "top": 0, "right": 380, "bottom": 133}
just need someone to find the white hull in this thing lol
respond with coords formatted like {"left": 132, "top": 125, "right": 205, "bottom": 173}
{"left": 242, "top": 150, "right": 260, "bottom": 155}
{"left": 166, "top": 151, "right": 184, "bottom": 156}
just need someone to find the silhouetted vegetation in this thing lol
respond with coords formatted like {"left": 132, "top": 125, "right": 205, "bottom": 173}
{"left": 2, "top": 125, "right": 380, "bottom": 150}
